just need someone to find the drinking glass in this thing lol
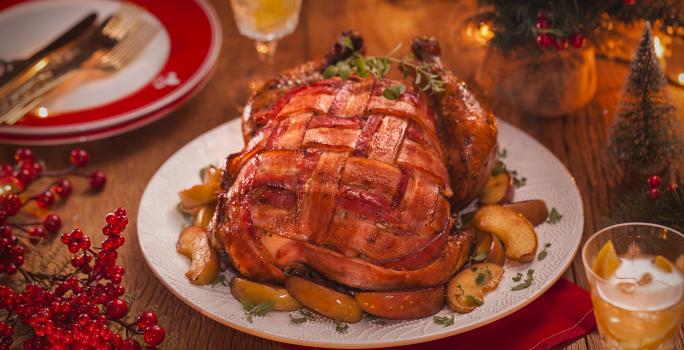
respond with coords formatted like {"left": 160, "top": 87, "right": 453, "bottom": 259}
{"left": 230, "top": 0, "right": 302, "bottom": 63}
{"left": 582, "top": 223, "right": 684, "bottom": 350}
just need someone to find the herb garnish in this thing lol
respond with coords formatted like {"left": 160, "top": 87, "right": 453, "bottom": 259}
{"left": 537, "top": 243, "right": 551, "bottom": 261}
{"left": 498, "top": 148, "right": 508, "bottom": 159}
{"left": 511, "top": 269, "right": 535, "bottom": 291}
{"left": 323, "top": 38, "right": 446, "bottom": 98}
{"left": 334, "top": 320, "right": 349, "bottom": 334}
{"left": 511, "top": 170, "right": 527, "bottom": 188}
{"left": 241, "top": 300, "right": 274, "bottom": 323}
{"left": 547, "top": 208, "right": 562, "bottom": 224}
{"left": 464, "top": 295, "right": 484, "bottom": 307}
{"left": 365, "top": 315, "right": 387, "bottom": 325}
{"left": 433, "top": 314, "right": 454, "bottom": 327}
{"left": 512, "top": 272, "right": 523, "bottom": 282}
{"left": 289, "top": 309, "right": 315, "bottom": 325}
{"left": 211, "top": 274, "right": 228, "bottom": 288}
{"left": 474, "top": 267, "right": 492, "bottom": 286}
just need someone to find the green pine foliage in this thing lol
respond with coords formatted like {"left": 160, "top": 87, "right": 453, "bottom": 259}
{"left": 608, "top": 23, "right": 682, "bottom": 176}
{"left": 608, "top": 176, "right": 684, "bottom": 233}
{"left": 477, "top": 0, "right": 684, "bottom": 52}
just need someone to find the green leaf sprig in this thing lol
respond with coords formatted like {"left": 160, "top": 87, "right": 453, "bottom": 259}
{"left": 335, "top": 320, "right": 349, "bottom": 334}
{"left": 323, "top": 39, "right": 446, "bottom": 99}
{"left": 241, "top": 300, "right": 274, "bottom": 323}
{"left": 433, "top": 314, "right": 455, "bottom": 327}
{"left": 289, "top": 309, "right": 316, "bottom": 325}
{"left": 547, "top": 208, "right": 563, "bottom": 224}
{"left": 537, "top": 243, "right": 551, "bottom": 261}
{"left": 511, "top": 269, "right": 535, "bottom": 291}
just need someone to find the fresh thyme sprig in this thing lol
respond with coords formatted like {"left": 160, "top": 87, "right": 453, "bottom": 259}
{"left": 323, "top": 38, "right": 445, "bottom": 99}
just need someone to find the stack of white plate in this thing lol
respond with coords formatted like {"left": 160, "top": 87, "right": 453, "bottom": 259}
{"left": 0, "top": 0, "right": 222, "bottom": 145}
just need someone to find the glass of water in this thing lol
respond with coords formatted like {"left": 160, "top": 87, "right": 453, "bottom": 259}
{"left": 230, "top": 0, "right": 302, "bottom": 63}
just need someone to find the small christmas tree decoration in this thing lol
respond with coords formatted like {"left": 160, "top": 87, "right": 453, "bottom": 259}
{"left": 607, "top": 22, "right": 682, "bottom": 177}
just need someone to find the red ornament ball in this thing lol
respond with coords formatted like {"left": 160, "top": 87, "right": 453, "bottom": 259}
{"left": 666, "top": 183, "right": 679, "bottom": 192}
{"left": 648, "top": 188, "right": 661, "bottom": 200}
{"left": 647, "top": 175, "right": 662, "bottom": 188}
{"left": 569, "top": 34, "right": 585, "bottom": 48}
{"left": 536, "top": 34, "right": 553, "bottom": 48}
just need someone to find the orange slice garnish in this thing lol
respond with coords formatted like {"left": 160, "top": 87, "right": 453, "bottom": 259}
{"left": 654, "top": 255, "right": 673, "bottom": 273}
{"left": 593, "top": 241, "right": 621, "bottom": 279}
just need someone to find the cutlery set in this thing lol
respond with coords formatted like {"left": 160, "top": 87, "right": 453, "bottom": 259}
{"left": 0, "top": 4, "right": 159, "bottom": 125}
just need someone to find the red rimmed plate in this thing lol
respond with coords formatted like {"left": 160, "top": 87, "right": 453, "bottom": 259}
{"left": 0, "top": 72, "right": 211, "bottom": 145}
{"left": 0, "top": 0, "right": 221, "bottom": 135}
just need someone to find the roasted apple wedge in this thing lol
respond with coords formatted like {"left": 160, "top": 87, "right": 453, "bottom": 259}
{"left": 354, "top": 286, "right": 445, "bottom": 320}
{"left": 479, "top": 172, "right": 514, "bottom": 205}
{"left": 473, "top": 205, "right": 538, "bottom": 262}
{"left": 447, "top": 263, "right": 503, "bottom": 313}
{"left": 285, "top": 277, "right": 363, "bottom": 323}
{"left": 231, "top": 277, "right": 302, "bottom": 311}
{"left": 472, "top": 230, "right": 505, "bottom": 266}
{"left": 176, "top": 226, "right": 220, "bottom": 285}
{"left": 503, "top": 200, "right": 549, "bottom": 226}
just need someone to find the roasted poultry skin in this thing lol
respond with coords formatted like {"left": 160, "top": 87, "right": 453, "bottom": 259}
{"left": 210, "top": 33, "right": 497, "bottom": 294}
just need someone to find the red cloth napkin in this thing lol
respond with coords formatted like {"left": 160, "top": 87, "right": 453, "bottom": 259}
{"left": 284, "top": 278, "right": 595, "bottom": 350}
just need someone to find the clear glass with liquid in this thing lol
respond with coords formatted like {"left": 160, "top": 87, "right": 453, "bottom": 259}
{"left": 230, "top": 0, "right": 302, "bottom": 43}
{"left": 583, "top": 223, "right": 684, "bottom": 350}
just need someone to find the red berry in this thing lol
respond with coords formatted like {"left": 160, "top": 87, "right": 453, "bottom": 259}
{"left": 536, "top": 34, "right": 552, "bottom": 48}
{"left": 28, "top": 226, "right": 46, "bottom": 238}
{"left": 0, "top": 194, "right": 22, "bottom": 215}
{"left": 42, "top": 213, "right": 62, "bottom": 233}
{"left": 106, "top": 299, "right": 128, "bottom": 319}
{"left": 68, "top": 149, "right": 90, "bottom": 166}
{"left": 60, "top": 233, "right": 71, "bottom": 244}
{"left": 0, "top": 165, "right": 12, "bottom": 178}
{"left": 570, "top": 34, "right": 585, "bottom": 48}
{"left": 648, "top": 188, "right": 660, "bottom": 200}
{"left": 14, "top": 148, "right": 33, "bottom": 163}
{"left": 115, "top": 208, "right": 127, "bottom": 217}
{"left": 553, "top": 37, "right": 568, "bottom": 50}
{"left": 121, "top": 339, "right": 141, "bottom": 350}
{"left": 647, "top": 175, "right": 662, "bottom": 188}
{"left": 624, "top": 0, "right": 635, "bottom": 4}
{"left": 89, "top": 171, "right": 107, "bottom": 190}
{"left": 137, "top": 311, "right": 158, "bottom": 330}
{"left": 68, "top": 242, "right": 80, "bottom": 253}
{"left": 666, "top": 183, "right": 679, "bottom": 192}
{"left": 53, "top": 178, "right": 72, "bottom": 198}
{"left": 35, "top": 191, "right": 55, "bottom": 208}
{"left": 535, "top": 18, "right": 549, "bottom": 30}
{"left": 143, "top": 325, "right": 165, "bottom": 346}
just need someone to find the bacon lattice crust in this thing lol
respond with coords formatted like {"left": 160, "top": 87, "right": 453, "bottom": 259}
{"left": 214, "top": 77, "right": 477, "bottom": 291}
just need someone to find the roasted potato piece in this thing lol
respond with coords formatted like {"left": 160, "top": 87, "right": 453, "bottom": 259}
{"left": 447, "top": 263, "right": 504, "bottom": 313}
{"left": 479, "top": 172, "right": 514, "bottom": 205}
{"left": 285, "top": 276, "right": 363, "bottom": 323}
{"left": 473, "top": 205, "right": 538, "bottom": 262}
{"left": 503, "top": 200, "right": 549, "bottom": 226}
{"left": 231, "top": 277, "right": 302, "bottom": 311}
{"left": 354, "top": 286, "right": 445, "bottom": 320}
{"left": 177, "top": 226, "right": 220, "bottom": 285}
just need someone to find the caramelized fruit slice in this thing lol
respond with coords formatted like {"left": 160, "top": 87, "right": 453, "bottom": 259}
{"left": 479, "top": 172, "right": 514, "bottom": 205}
{"left": 473, "top": 205, "right": 538, "bottom": 262}
{"left": 176, "top": 226, "right": 220, "bottom": 285}
{"left": 592, "top": 241, "right": 621, "bottom": 279}
{"left": 447, "top": 263, "right": 504, "bottom": 313}
{"left": 285, "top": 276, "right": 363, "bottom": 323}
{"left": 503, "top": 200, "right": 549, "bottom": 226}
{"left": 354, "top": 286, "right": 445, "bottom": 320}
{"left": 231, "top": 277, "right": 302, "bottom": 311}
{"left": 653, "top": 255, "right": 673, "bottom": 273}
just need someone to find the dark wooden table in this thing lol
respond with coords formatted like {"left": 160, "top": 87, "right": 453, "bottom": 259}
{"left": 2, "top": 1, "right": 683, "bottom": 349}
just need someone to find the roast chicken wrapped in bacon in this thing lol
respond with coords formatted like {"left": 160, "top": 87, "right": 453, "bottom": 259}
{"left": 210, "top": 32, "right": 498, "bottom": 307}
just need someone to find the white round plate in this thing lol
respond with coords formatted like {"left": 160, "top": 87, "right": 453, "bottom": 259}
{"left": 138, "top": 119, "right": 584, "bottom": 349}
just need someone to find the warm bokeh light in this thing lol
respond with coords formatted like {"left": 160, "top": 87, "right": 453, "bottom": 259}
{"left": 36, "top": 107, "right": 48, "bottom": 118}
{"left": 678, "top": 73, "right": 684, "bottom": 85}
{"left": 465, "top": 21, "right": 494, "bottom": 46}
{"left": 654, "top": 36, "right": 664, "bottom": 58}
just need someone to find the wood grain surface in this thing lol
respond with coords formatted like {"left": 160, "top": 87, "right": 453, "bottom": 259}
{"left": 1, "top": 0, "right": 683, "bottom": 349}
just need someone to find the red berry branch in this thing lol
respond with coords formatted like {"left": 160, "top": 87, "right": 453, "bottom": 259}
{"left": 0, "top": 148, "right": 165, "bottom": 349}
{"left": 535, "top": 11, "right": 585, "bottom": 50}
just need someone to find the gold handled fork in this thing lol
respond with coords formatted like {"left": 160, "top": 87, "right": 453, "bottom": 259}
{"left": 0, "top": 5, "right": 159, "bottom": 125}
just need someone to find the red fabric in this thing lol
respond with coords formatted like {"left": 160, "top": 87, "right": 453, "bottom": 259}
{"left": 285, "top": 278, "right": 595, "bottom": 350}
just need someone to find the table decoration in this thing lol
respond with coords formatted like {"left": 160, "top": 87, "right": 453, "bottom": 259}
{"left": 0, "top": 148, "right": 166, "bottom": 349}
{"left": 471, "top": 0, "right": 683, "bottom": 118}
{"left": 607, "top": 23, "right": 682, "bottom": 178}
